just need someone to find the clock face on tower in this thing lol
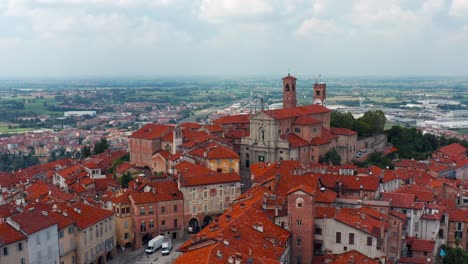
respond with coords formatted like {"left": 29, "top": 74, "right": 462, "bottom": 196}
{"left": 314, "top": 98, "right": 322, "bottom": 105}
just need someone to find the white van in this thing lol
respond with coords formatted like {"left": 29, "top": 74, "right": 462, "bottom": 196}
{"left": 146, "top": 235, "right": 164, "bottom": 254}
{"left": 161, "top": 236, "right": 173, "bottom": 256}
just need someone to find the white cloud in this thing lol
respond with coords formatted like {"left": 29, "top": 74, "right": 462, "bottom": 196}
{"left": 295, "top": 17, "right": 339, "bottom": 37}
{"left": 197, "top": 0, "right": 275, "bottom": 23}
{"left": 449, "top": 0, "right": 468, "bottom": 17}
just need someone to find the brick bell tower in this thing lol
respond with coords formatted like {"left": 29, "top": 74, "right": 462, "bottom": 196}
{"left": 283, "top": 73, "right": 297, "bottom": 109}
{"left": 313, "top": 82, "right": 326, "bottom": 106}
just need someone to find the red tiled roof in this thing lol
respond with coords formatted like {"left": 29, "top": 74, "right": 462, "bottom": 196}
{"left": 175, "top": 162, "right": 241, "bottom": 187}
{"left": 206, "top": 146, "right": 239, "bottom": 159}
{"left": 382, "top": 192, "right": 424, "bottom": 209}
{"left": 313, "top": 250, "right": 379, "bottom": 264}
{"left": 26, "top": 180, "right": 49, "bottom": 201}
{"left": 334, "top": 208, "right": 388, "bottom": 237}
{"left": 9, "top": 209, "right": 57, "bottom": 234}
{"left": 129, "top": 192, "right": 158, "bottom": 204}
{"left": 448, "top": 209, "right": 468, "bottom": 222}
{"left": 319, "top": 174, "right": 380, "bottom": 191}
{"left": 179, "top": 122, "right": 203, "bottom": 130}
{"left": 263, "top": 104, "right": 330, "bottom": 120}
{"left": 177, "top": 185, "right": 289, "bottom": 263}
{"left": 437, "top": 142, "right": 467, "bottom": 158}
{"left": 406, "top": 237, "right": 435, "bottom": 252}
{"left": 116, "top": 163, "right": 133, "bottom": 173}
{"left": 330, "top": 127, "right": 357, "bottom": 136}
{"left": 316, "top": 189, "right": 337, "bottom": 203}
{"left": 293, "top": 115, "right": 322, "bottom": 125}
{"left": 280, "top": 133, "right": 309, "bottom": 147}
{"left": 0, "top": 223, "right": 27, "bottom": 245}
{"left": 57, "top": 202, "right": 114, "bottom": 229}
{"left": 130, "top": 124, "right": 173, "bottom": 140}
{"left": 310, "top": 128, "right": 337, "bottom": 145}
{"left": 225, "top": 129, "right": 249, "bottom": 139}
{"left": 212, "top": 114, "right": 250, "bottom": 125}
{"left": 0, "top": 204, "right": 18, "bottom": 219}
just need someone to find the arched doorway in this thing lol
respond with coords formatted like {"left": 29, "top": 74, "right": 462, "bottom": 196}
{"left": 106, "top": 252, "right": 113, "bottom": 262}
{"left": 124, "top": 242, "right": 133, "bottom": 249}
{"left": 203, "top": 216, "right": 212, "bottom": 227}
{"left": 97, "top": 256, "right": 105, "bottom": 264}
{"left": 188, "top": 218, "right": 199, "bottom": 233}
{"left": 141, "top": 233, "right": 153, "bottom": 246}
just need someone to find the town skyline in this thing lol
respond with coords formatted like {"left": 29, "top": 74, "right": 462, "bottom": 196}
{"left": 1, "top": 0, "right": 468, "bottom": 77}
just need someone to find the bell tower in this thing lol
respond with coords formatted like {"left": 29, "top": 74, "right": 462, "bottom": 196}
{"left": 313, "top": 82, "right": 326, "bottom": 106}
{"left": 282, "top": 73, "right": 297, "bottom": 109}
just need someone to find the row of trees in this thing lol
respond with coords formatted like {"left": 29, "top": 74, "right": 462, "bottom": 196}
{"left": 331, "top": 110, "right": 387, "bottom": 138}
{"left": 387, "top": 126, "right": 468, "bottom": 160}
{"left": 0, "top": 152, "right": 39, "bottom": 172}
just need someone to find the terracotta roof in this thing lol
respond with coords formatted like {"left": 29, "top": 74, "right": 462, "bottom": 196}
{"left": 310, "top": 128, "right": 337, "bottom": 145}
{"left": 334, "top": 208, "right": 388, "bottom": 237}
{"left": 179, "top": 122, "right": 203, "bottom": 130}
{"left": 116, "top": 163, "right": 133, "bottom": 173}
{"left": 9, "top": 209, "right": 57, "bottom": 234}
{"left": 201, "top": 124, "right": 223, "bottom": 133}
{"left": 26, "top": 180, "right": 49, "bottom": 201}
{"left": 111, "top": 190, "right": 132, "bottom": 204}
{"left": 437, "top": 142, "right": 467, "bottom": 158}
{"left": 316, "top": 189, "right": 337, "bottom": 203}
{"left": 130, "top": 124, "right": 173, "bottom": 140}
{"left": 282, "top": 74, "right": 297, "bottom": 80}
{"left": 212, "top": 114, "right": 250, "bottom": 125}
{"left": 0, "top": 223, "right": 27, "bottom": 245}
{"left": 448, "top": 209, "right": 468, "bottom": 222}
{"left": 175, "top": 162, "right": 241, "bottom": 187}
{"left": 262, "top": 104, "right": 330, "bottom": 120}
{"left": 177, "top": 186, "right": 289, "bottom": 263}
{"left": 57, "top": 202, "right": 114, "bottom": 229}
{"left": 206, "top": 146, "right": 240, "bottom": 159}
{"left": 406, "top": 237, "right": 435, "bottom": 252}
{"left": 395, "top": 184, "right": 434, "bottom": 202}
{"left": 330, "top": 127, "right": 358, "bottom": 136}
{"left": 293, "top": 115, "right": 322, "bottom": 125}
{"left": 313, "top": 250, "right": 379, "bottom": 264}
{"left": 0, "top": 204, "right": 18, "bottom": 219}
{"left": 129, "top": 192, "right": 158, "bottom": 204}
{"left": 280, "top": 133, "right": 309, "bottom": 147}
{"left": 319, "top": 174, "right": 380, "bottom": 191}
{"left": 382, "top": 193, "right": 424, "bottom": 210}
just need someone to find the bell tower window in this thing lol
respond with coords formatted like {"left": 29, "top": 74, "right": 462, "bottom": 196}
{"left": 285, "top": 84, "right": 290, "bottom": 92}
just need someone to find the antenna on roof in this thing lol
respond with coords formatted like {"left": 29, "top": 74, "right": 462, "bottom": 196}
{"left": 315, "top": 74, "right": 321, "bottom": 84}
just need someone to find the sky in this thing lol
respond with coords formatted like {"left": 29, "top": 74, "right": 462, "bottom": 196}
{"left": 1, "top": 0, "right": 468, "bottom": 77}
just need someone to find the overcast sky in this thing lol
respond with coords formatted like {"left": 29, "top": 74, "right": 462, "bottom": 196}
{"left": 1, "top": 0, "right": 468, "bottom": 77}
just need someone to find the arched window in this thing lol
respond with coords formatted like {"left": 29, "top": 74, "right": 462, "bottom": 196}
{"left": 285, "top": 84, "right": 290, "bottom": 92}
{"left": 292, "top": 84, "right": 295, "bottom": 91}
{"left": 296, "top": 197, "right": 304, "bottom": 208}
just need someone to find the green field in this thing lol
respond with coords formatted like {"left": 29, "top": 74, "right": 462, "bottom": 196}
{"left": 0, "top": 126, "right": 34, "bottom": 134}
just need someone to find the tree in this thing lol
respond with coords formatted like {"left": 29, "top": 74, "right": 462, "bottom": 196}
{"left": 119, "top": 172, "right": 133, "bottom": 188}
{"left": 323, "top": 148, "right": 341, "bottom": 165}
{"left": 358, "top": 110, "right": 386, "bottom": 135}
{"left": 93, "top": 138, "right": 108, "bottom": 155}
{"left": 81, "top": 146, "right": 92, "bottom": 159}
{"left": 331, "top": 111, "right": 355, "bottom": 129}
{"left": 443, "top": 247, "right": 468, "bottom": 264}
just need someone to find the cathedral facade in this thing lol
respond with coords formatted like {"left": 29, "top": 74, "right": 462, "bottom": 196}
{"left": 240, "top": 74, "right": 357, "bottom": 168}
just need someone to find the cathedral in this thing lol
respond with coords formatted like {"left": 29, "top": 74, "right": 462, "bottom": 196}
{"left": 240, "top": 74, "right": 357, "bottom": 167}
